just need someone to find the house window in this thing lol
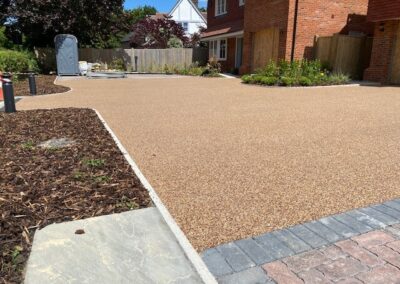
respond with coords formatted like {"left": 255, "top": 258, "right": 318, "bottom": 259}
{"left": 239, "top": 0, "right": 245, "bottom": 6}
{"left": 181, "top": 22, "right": 189, "bottom": 32}
{"left": 215, "top": 0, "right": 227, "bottom": 16}
{"left": 209, "top": 39, "right": 227, "bottom": 61}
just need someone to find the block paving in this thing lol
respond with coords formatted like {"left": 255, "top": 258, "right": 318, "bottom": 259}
{"left": 202, "top": 200, "right": 400, "bottom": 283}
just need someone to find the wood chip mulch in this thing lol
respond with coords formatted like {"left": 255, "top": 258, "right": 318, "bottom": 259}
{"left": 0, "top": 108, "right": 151, "bottom": 283}
{"left": 12, "top": 75, "right": 70, "bottom": 97}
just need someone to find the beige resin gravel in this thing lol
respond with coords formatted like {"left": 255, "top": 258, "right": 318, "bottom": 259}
{"left": 17, "top": 77, "right": 400, "bottom": 251}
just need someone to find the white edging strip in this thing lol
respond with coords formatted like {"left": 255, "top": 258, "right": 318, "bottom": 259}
{"left": 219, "top": 73, "right": 237, "bottom": 79}
{"left": 94, "top": 110, "right": 217, "bottom": 284}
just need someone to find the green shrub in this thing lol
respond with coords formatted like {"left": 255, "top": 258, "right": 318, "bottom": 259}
{"left": 280, "top": 77, "right": 296, "bottom": 86}
{"left": 327, "top": 73, "right": 350, "bottom": 85}
{"left": 258, "top": 61, "right": 278, "bottom": 77}
{"left": 241, "top": 59, "right": 350, "bottom": 87}
{"left": 0, "top": 50, "right": 39, "bottom": 73}
{"left": 299, "top": 76, "right": 312, "bottom": 86}
{"left": 109, "top": 58, "right": 125, "bottom": 71}
{"left": 251, "top": 75, "right": 264, "bottom": 84}
{"left": 0, "top": 27, "right": 13, "bottom": 49}
{"left": 241, "top": 74, "right": 252, "bottom": 84}
{"left": 260, "top": 76, "right": 278, "bottom": 86}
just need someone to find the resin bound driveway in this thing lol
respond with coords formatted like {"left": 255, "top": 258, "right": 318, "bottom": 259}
{"left": 17, "top": 77, "right": 400, "bottom": 252}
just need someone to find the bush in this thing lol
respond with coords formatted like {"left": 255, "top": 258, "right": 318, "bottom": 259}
{"left": 240, "top": 59, "right": 350, "bottom": 87}
{"left": 260, "top": 76, "right": 278, "bottom": 86}
{"left": 327, "top": 73, "right": 350, "bottom": 85}
{"left": 299, "top": 76, "right": 312, "bottom": 86}
{"left": 0, "top": 50, "right": 39, "bottom": 73}
{"left": 280, "top": 77, "right": 296, "bottom": 86}
{"left": 241, "top": 74, "right": 252, "bottom": 84}
{"left": 109, "top": 58, "right": 125, "bottom": 71}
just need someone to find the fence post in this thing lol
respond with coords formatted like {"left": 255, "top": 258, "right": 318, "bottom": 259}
{"left": 2, "top": 73, "right": 16, "bottom": 113}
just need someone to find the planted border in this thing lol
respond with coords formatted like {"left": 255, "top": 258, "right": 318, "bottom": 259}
{"left": 242, "top": 60, "right": 350, "bottom": 87}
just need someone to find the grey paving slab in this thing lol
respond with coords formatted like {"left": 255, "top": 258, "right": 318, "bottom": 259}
{"left": 345, "top": 209, "right": 386, "bottom": 229}
{"left": 254, "top": 233, "right": 295, "bottom": 259}
{"left": 304, "top": 221, "right": 343, "bottom": 243}
{"left": 235, "top": 238, "right": 276, "bottom": 265}
{"left": 319, "top": 216, "right": 358, "bottom": 238}
{"left": 217, "top": 267, "right": 274, "bottom": 284}
{"left": 372, "top": 204, "right": 400, "bottom": 219}
{"left": 25, "top": 208, "right": 203, "bottom": 284}
{"left": 272, "top": 229, "right": 312, "bottom": 254}
{"left": 288, "top": 224, "right": 329, "bottom": 248}
{"left": 216, "top": 243, "right": 255, "bottom": 272}
{"left": 333, "top": 213, "right": 373, "bottom": 234}
{"left": 359, "top": 207, "right": 397, "bottom": 225}
{"left": 202, "top": 248, "right": 233, "bottom": 277}
{"left": 383, "top": 200, "right": 400, "bottom": 212}
{"left": 385, "top": 225, "right": 400, "bottom": 239}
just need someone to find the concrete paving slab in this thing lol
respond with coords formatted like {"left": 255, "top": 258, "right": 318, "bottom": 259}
{"left": 24, "top": 208, "right": 203, "bottom": 284}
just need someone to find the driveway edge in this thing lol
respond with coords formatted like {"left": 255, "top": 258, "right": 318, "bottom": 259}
{"left": 94, "top": 109, "right": 217, "bottom": 284}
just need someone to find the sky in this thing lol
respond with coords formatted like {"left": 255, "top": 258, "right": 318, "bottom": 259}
{"left": 124, "top": 0, "right": 207, "bottom": 12}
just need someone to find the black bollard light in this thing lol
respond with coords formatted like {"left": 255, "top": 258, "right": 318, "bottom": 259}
{"left": 2, "top": 73, "right": 16, "bottom": 113}
{"left": 28, "top": 72, "right": 37, "bottom": 96}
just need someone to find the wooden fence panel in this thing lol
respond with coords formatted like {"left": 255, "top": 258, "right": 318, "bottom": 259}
{"left": 35, "top": 47, "right": 208, "bottom": 73}
{"left": 315, "top": 34, "right": 372, "bottom": 79}
{"left": 315, "top": 36, "right": 331, "bottom": 65}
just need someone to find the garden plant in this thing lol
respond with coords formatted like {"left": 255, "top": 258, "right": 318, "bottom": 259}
{"left": 242, "top": 60, "right": 350, "bottom": 87}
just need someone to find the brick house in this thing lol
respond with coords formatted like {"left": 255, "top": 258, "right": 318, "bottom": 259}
{"left": 202, "top": 0, "right": 370, "bottom": 74}
{"left": 364, "top": 0, "right": 400, "bottom": 84}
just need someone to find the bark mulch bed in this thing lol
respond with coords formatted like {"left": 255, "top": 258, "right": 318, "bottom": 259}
{"left": 12, "top": 75, "right": 70, "bottom": 97}
{"left": 0, "top": 108, "right": 151, "bottom": 283}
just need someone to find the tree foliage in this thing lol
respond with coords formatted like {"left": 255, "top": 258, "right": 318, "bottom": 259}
{"left": 130, "top": 17, "right": 189, "bottom": 49}
{"left": 8, "top": 0, "right": 128, "bottom": 48}
{"left": 125, "top": 5, "right": 157, "bottom": 26}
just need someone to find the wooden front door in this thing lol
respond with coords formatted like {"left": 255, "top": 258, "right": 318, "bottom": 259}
{"left": 390, "top": 22, "right": 400, "bottom": 84}
{"left": 251, "top": 28, "right": 279, "bottom": 72}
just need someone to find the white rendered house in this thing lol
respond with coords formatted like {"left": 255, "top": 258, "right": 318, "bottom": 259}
{"left": 168, "top": 0, "right": 207, "bottom": 36}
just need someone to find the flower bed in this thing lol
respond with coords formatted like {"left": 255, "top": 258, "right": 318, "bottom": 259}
{"left": 0, "top": 109, "right": 151, "bottom": 283}
{"left": 242, "top": 60, "right": 350, "bottom": 87}
{"left": 12, "top": 75, "right": 70, "bottom": 97}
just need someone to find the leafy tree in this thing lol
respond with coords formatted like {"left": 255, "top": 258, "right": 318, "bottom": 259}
{"left": 0, "top": 0, "right": 10, "bottom": 24}
{"left": 130, "top": 17, "right": 189, "bottom": 49}
{"left": 125, "top": 5, "right": 157, "bottom": 25}
{"left": 9, "top": 0, "right": 128, "bottom": 48}
{"left": 198, "top": 7, "right": 207, "bottom": 12}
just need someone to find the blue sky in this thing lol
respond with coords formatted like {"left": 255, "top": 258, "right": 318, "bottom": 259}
{"left": 124, "top": 0, "right": 207, "bottom": 12}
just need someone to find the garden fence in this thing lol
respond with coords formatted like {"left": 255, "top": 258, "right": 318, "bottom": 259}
{"left": 315, "top": 34, "right": 373, "bottom": 79}
{"left": 35, "top": 47, "right": 209, "bottom": 73}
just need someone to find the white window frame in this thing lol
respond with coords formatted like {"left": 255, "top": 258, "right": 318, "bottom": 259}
{"left": 181, "top": 22, "right": 189, "bottom": 32}
{"left": 239, "top": 0, "right": 245, "bottom": 6}
{"left": 209, "top": 39, "right": 227, "bottom": 61}
{"left": 215, "top": 0, "right": 227, "bottom": 16}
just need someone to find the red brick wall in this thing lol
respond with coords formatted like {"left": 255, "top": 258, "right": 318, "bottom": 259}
{"left": 364, "top": 20, "right": 400, "bottom": 83}
{"left": 293, "top": 0, "right": 369, "bottom": 59}
{"left": 368, "top": 0, "right": 400, "bottom": 22}
{"left": 207, "top": 0, "right": 245, "bottom": 28}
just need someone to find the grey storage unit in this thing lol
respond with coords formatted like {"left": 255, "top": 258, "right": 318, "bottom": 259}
{"left": 55, "top": 34, "right": 79, "bottom": 76}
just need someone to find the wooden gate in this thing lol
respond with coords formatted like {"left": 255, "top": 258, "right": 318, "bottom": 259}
{"left": 251, "top": 28, "right": 279, "bottom": 72}
{"left": 390, "top": 24, "right": 400, "bottom": 84}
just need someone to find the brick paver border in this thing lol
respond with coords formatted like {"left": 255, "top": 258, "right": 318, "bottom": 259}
{"left": 201, "top": 199, "right": 400, "bottom": 283}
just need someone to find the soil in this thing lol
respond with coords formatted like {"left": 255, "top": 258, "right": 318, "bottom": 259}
{"left": 10, "top": 75, "right": 70, "bottom": 98}
{"left": 0, "top": 108, "right": 151, "bottom": 283}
